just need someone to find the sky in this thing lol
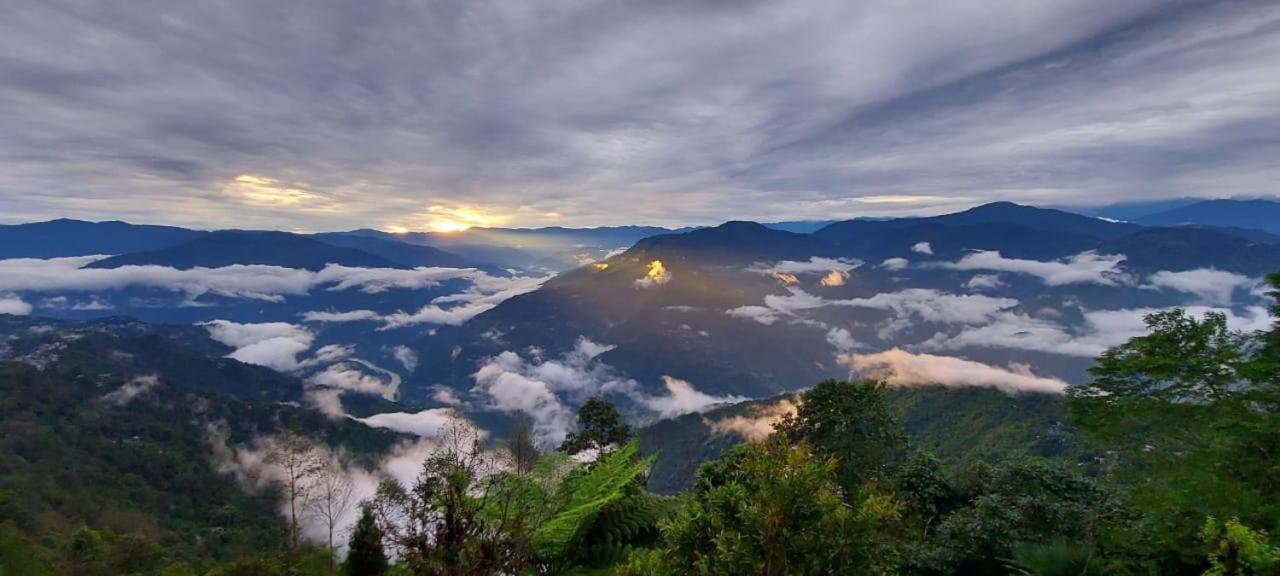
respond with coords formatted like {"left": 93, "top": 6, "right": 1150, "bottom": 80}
{"left": 1, "top": 0, "right": 1278, "bottom": 232}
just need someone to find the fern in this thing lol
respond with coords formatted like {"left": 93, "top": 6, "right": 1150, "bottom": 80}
{"left": 531, "top": 440, "right": 655, "bottom": 563}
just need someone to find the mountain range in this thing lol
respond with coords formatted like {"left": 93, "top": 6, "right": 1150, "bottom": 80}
{"left": 2, "top": 198, "right": 1279, "bottom": 447}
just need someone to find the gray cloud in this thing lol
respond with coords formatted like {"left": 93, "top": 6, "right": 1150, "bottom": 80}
{"left": 4, "top": 1, "right": 1276, "bottom": 229}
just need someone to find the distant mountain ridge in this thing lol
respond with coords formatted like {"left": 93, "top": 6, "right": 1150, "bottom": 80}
{"left": 86, "top": 230, "right": 404, "bottom": 271}
{"left": 0, "top": 218, "right": 207, "bottom": 258}
{"left": 404, "top": 200, "right": 1280, "bottom": 405}
{"left": 1136, "top": 198, "right": 1280, "bottom": 235}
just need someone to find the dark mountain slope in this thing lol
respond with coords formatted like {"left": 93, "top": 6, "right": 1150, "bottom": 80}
{"left": 85, "top": 231, "right": 399, "bottom": 270}
{"left": 0, "top": 316, "right": 406, "bottom": 566}
{"left": 815, "top": 202, "right": 1138, "bottom": 250}
{"left": 0, "top": 219, "right": 207, "bottom": 259}
{"left": 1101, "top": 227, "right": 1280, "bottom": 275}
{"left": 1137, "top": 198, "right": 1280, "bottom": 235}
{"left": 630, "top": 221, "right": 833, "bottom": 265}
{"left": 310, "top": 232, "right": 487, "bottom": 269}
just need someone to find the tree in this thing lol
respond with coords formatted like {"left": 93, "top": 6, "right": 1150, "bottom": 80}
{"left": 506, "top": 412, "right": 541, "bottom": 474}
{"left": 559, "top": 396, "right": 632, "bottom": 455}
{"left": 266, "top": 430, "right": 324, "bottom": 551}
{"left": 621, "top": 437, "right": 899, "bottom": 575}
{"left": 369, "top": 416, "right": 530, "bottom": 575}
{"left": 343, "top": 505, "right": 388, "bottom": 576}
{"left": 776, "top": 379, "right": 908, "bottom": 493}
{"left": 1069, "top": 289, "right": 1280, "bottom": 571}
{"left": 309, "top": 460, "right": 356, "bottom": 559}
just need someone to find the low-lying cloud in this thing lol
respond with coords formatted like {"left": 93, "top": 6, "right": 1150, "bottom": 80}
{"left": 709, "top": 396, "right": 801, "bottom": 442}
{"left": 635, "top": 376, "right": 746, "bottom": 420}
{"left": 202, "top": 320, "right": 315, "bottom": 372}
{"left": 842, "top": 348, "right": 1068, "bottom": 395}
{"left": 1146, "top": 268, "right": 1257, "bottom": 306}
{"left": 0, "top": 257, "right": 546, "bottom": 318}
{"left": 0, "top": 294, "right": 31, "bottom": 315}
{"left": 471, "top": 337, "right": 738, "bottom": 445}
{"left": 938, "top": 250, "right": 1128, "bottom": 286}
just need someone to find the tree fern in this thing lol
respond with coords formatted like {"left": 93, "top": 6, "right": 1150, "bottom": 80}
{"left": 531, "top": 440, "right": 654, "bottom": 563}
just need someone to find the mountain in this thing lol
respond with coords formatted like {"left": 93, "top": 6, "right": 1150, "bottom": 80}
{"left": 630, "top": 221, "right": 831, "bottom": 264}
{"left": 639, "top": 385, "right": 1075, "bottom": 493}
{"left": 402, "top": 202, "right": 1280, "bottom": 408}
{"left": 1100, "top": 226, "right": 1280, "bottom": 275}
{"left": 0, "top": 218, "right": 207, "bottom": 259}
{"left": 1063, "top": 197, "right": 1202, "bottom": 221}
{"left": 311, "top": 232, "right": 487, "bottom": 269}
{"left": 1136, "top": 198, "right": 1280, "bottom": 235}
{"left": 762, "top": 220, "right": 841, "bottom": 233}
{"left": 85, "top": 230, "right": 400, "bottom": 270}
{"left": 343, "top": 225, "right": 694, "bottom": 271}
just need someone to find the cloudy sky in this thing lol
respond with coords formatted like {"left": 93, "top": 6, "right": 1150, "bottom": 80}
{"left": 2, "top": 0, "right": 1278, "bottom": 231}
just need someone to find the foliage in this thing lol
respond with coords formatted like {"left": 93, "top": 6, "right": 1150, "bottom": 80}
{"left": 560, "top": 397, "right": 633, "bottom": 455}
{"left": 343, "top": 506, "right": 388, "bottom": 576}
{"left": 776, "top": 379, "right": 907, "bottom": 493}
{"left": 907, "top": 459, "right": 1115, "bottom": 574}
{"left": 1201, "top": 517, "right": 1280, "bottom": 576}
{"left": 621, "top": 437, "right": 899, "bottom": 575}
{"left": 1069, "top": 286, "right": 1280, "bottom": 571}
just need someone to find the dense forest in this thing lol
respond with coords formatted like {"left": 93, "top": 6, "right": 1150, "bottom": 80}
{"left": 1, "top": 274, "right": 1278, "bottom": 575}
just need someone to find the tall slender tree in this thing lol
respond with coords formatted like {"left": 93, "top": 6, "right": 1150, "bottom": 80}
{"left": 266, "top": 430, "right": 324, "bottom": 550}
{"left": 344, "top": 505, "right": 388, "bottom": 576}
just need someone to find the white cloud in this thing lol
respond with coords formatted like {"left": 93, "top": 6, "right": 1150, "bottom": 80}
{"left": 938, "top": 250, "right": 1129, "bottom": 286}
{"left": 380, "top": 274, "right": 550, "bottom": 328}
{"left": 842, "top": 348, "right": 1067, "bottom": 395}
{"left": 102, "top": 374, "right": 160, "bottom": 405}
{"left": 881, "top": 257, "right": 910, "bottom": 271}
{"left": 308, "top": 362, "right": 400, "bottom": 400}
{"left": 473, "top": 354, "right": 579, "bottom": 446}
{"left": 0, "top": 258, "right": 548, "bottom": 320}
{"left": 0, "top": 294, "right": 31, "bottom": 315}
{"left": 725, "top": 305, "right": 783, "bottom": 325}
{"left": 726, "top": 287, "right": 1018, "bottom": 339}
{"left": 306, "top": 388, "right": 347, "bottom": 419}
{"left": 920, "top": 304, "right": 1274, "bottom": 358}
{"left": 202, "top": 320, "right": 315, "bottom": 372}
{"left": 635, "top": 376, "right": 746, "bottom": 419}
{"left": 911, "top": 241, "right": 933, "bottom": 255}
{"left": 392, "top": 345, "right": 419, "bottom": 372}
{"left": 1146, "top": 268, "right": 1257, "bottom": 305}
{"left": 825, "top": 327, "right": 861, "bottom": 352}
{"left": 301, "top": 309, "right": 381, "bottom": 323}
{"left": 964, "top": 274, "right": 1005, "bottom": 291}
{"left": 358, "top": 408, "right": 459, "bottom": 438}
{"left": 0, "top": 256, "right": 316, "bottom": 302}
{"left": 709, "top": 396, "right": 800, "bottom": 442}
{"left": 749, "top": 257, "right": 861, "bottom": 277}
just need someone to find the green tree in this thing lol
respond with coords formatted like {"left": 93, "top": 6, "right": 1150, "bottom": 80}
{"left": 1069, "top": 277, "right": 1280, "bottom": 571}
{"left": 621, "top": 437, "right": 899, "bottom": 575}
{"left": 343, "top": 505, "right": 388, "bottom": 576}
{"left": 917, "top": 459, "right": 1115, "bottom": 575}
{"left": 776, "top": 379, "right": 908, "bottom": 493}
{"left": 559, "top": 396, "right": 632, "bottom": 455}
